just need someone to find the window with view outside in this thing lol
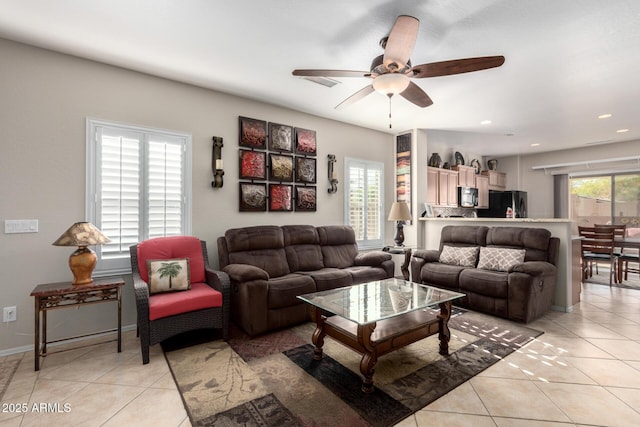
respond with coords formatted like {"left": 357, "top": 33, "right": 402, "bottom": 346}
{"left": 570, "top": 173, "right": 640, "bottom": 237}
{"left": 345, "top": 158, "right": 384, "bottom": 249}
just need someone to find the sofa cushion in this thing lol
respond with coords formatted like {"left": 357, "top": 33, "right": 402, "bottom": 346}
{"left": 267, "top": 274, "right": 316, "bottom": 309}
{"left": 301, "top": 268, "right": 353, "bottom": 291}
{"left": 439, "top": 245, "right": 479, "bottom": 267}
{"left": 344, "top": 266, "right": 389, "bottom": 284}
{"left": 317, "top": 225, "right": 359, "bottom": 268}
{"left": 439, "top": 225, "right": 489, "bottom": 249}
{"left": 228, "top": 248, "right": 290, "bottom": 278}
{"left": 355, "top": 251, "right": 392, "bottom": 266}
{"left": 486, "top": 227, "right": 551, "bottom": 262}
{"left": 459, "top": 268, "right": 509, "bottom": 298}
{"left": 224, "top": 226, "right": 290, "bottom": 278}
{"left": 147, "top": 258, "right": 190, "bottom": 294}
{"left": 282, "top": 225, "right": 324, "bottom": 271}
{"left": 137, "top": 235, "right": 205, "bottom": 284}
{"left": 225, "top": 225, "right": 284, "bottom": 251}
{"left": 419, "top": 263, "right": 468, "bottom": 291}
{"left": 148, "top": 282, "right": 222, "bottom": 321}
{"left": 477, "top": 247, "right": 526, "bottom": 272}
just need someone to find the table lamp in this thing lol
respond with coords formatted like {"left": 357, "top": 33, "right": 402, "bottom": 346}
{"left": 52, "top": 222, "right": 111, "bottom": 285}
{"left": 388, "top": 202, "right": 412, "bottom": 246}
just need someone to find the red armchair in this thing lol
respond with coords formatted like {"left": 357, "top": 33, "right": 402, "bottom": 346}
{"left": 129, "top": 236, "right": 229, "bottom": 364}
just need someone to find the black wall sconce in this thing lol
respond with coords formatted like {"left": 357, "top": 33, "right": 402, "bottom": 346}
{"left": 328, "top": 154, "right": 338, "bottom": 194}
{"left": 211, "top": 136, "right": 224, "bottom": 188}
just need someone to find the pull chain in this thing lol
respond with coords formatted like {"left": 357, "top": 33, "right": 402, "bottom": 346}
{"left": 387, "top": 94, "right": 393, "bottom": 129}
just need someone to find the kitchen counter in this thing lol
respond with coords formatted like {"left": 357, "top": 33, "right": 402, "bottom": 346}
{"left": 418, "top": 217, "right": 576, "bottom": 312}
{"left": 420, "top": 217, "right": 572, "bottom": 223}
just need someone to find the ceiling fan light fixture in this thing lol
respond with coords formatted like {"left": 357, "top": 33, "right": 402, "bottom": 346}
{"left": 372, "top": 73, "right": 410, "bottom": 95}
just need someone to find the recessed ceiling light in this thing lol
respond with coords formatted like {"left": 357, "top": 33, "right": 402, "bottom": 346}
{"left": 598, "top": 113, "right": 612, "bottom": 119}
{"left": 616, "top": 128, "right": 629, "bottom": 133}
{"left": 531, "top": 143, "right": 540, "bottom": 147}
{"left": 480, "top": 120, "right": 492, "bottom": 125}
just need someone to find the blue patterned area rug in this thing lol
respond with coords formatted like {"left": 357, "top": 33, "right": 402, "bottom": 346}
{"left": 162, "top": 309, "right": 542, "bottom": 427}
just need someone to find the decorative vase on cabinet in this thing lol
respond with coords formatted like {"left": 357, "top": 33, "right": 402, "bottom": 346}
{"left": 428, "top": 153, "right": 442, "bottom": 168}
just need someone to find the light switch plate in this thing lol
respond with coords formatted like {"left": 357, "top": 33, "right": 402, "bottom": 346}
{"left": 4, "top": 219, "right": 38, "bottom": 234}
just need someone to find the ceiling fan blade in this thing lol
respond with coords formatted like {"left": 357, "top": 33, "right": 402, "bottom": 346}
{"left": 335, "top": 85, "right": 375, "bottom": 109}
{"left": 410, "top": 56, "right": 505, "bottom": 78}
{"left": 400, "top": 81, "right": 433, "bottom": 108}
{"left": 383, "top": 15, "right": 419, "bottom": 71}
{"left": 292, "top": 69, "right": 371, "bottom": 78}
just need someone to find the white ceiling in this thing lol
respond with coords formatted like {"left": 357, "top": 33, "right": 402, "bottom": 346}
{"left": 1, "top": 0, "right": 639, "bottom": 156}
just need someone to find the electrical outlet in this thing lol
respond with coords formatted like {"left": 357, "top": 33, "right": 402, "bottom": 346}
{"left": 3, "top": 306, "right": 16, "bottom": 322}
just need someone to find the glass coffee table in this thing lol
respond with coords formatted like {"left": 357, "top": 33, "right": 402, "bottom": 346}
{"left": 298, "top": 278, "right": 464, "bottom": 393}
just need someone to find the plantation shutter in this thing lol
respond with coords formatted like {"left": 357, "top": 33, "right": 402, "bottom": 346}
{"left": 98, "top": 127, "right": 142, "bottom": 264}
{"left": 88, "top": 119, "right": 191, "bottom": 275}
{"left": 348, "top": 163, "right": 366, "bottom": 240}
{"left": 366, "top": 167, "right": 382, "bottom": 241}
{"left": 344, "top": 158, "right": 384, "bottom": 249}
{"left": 147, "top": 138, "right": 184, "bottom": 237}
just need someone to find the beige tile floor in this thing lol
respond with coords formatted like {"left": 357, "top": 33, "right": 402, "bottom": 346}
{"left": 2, "top": 281, "right": 640, "bottom": 426}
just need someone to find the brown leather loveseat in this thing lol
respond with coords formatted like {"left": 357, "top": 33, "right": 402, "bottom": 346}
{"left": 218, "top": 224, "right": 394, "bottom": 336}
{"left": 411, "top": 225, "right": 559, "bottom": 323}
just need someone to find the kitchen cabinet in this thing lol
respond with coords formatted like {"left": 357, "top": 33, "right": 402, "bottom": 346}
{"left": 482, "top": 170, "right": 507, "bottom": 191}
{"left": 475, "top": 174, "right": 489, "bottom": 208}
{"left": 427, "top": 167, "right": 458, "bottom": 207}
{"left": 452, "top": 165, "right": 476, "bottom": 187}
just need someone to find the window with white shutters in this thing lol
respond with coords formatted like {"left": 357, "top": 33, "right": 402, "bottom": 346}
{"left": 87, "top": 119, "right": 192, "bottom": 275}
{"left": 344, "top": 158, "right": 384, "bottom": 249}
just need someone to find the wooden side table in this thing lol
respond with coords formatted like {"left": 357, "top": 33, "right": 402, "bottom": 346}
{"left": 30, "top": 277, "right": 125, "bottom": 371}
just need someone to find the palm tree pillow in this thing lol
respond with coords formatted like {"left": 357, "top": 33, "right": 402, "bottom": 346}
{"left": 146, "top": 258, "right": 191, "bottom": 294}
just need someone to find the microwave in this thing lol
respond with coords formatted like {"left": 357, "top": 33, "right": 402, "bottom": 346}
{"left": 458, "top": 186, "right": 478, "bottom": 208}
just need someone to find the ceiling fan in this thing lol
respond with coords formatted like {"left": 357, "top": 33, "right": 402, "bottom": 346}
{"left": 292, "top": 15, "right": 505, "bottom": 112}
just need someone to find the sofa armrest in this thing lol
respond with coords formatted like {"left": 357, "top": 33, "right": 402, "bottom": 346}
{"left": 412, "top": 249, "right": 440, "bottom": 263}
{"left": 222, "top": 264, "right": 269, "bottom": 282}
{"left": 132, "top": 273, "right": 150, "bottom": 325}
{"left": 511, "top": 261, "right": 557, "bottom": 276}
{"left": 355, "top": 250, "right": 392, "bottom": 266}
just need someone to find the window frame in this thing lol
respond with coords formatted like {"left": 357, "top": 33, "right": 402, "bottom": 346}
{"left": 344, "top": 157, "right": 385, "bottom": 250}
{"left": 86, "top": 118, "right": 192, "bottom": 276}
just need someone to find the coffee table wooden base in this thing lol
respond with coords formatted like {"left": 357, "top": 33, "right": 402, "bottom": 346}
{"left": 309, "top": 301, "right": 453, "bottom": 393}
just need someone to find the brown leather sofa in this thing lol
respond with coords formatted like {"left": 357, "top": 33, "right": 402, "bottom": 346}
{"left": 411, "top": 225, "right": 559, "bottom": 323}
{"left": 217, "top": 224, "right": 394, "bottom": 336}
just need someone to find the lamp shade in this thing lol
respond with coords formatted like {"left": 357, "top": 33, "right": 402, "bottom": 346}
{"left": 52, "top": 222, "right": 111, "bottom": 286}
{"left": 372, "top": 73, "right": 410, "bottom": 95}
{"left": 52, "top": 222, "right": 111, "bottom": 247}
{"left": 388, "top": 202, "right": 412, "bottom": 221}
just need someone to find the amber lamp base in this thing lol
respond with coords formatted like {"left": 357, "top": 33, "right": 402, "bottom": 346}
{"left": 69, "top": 246, "right": 97, "bottom": 285}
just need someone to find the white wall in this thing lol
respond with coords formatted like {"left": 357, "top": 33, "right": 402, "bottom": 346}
{"left": 0, "top": 39, "right": 394, "bottom": 353}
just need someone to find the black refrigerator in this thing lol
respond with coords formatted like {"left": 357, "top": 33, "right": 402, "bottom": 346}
{"left": 477, "top": 191, "right": 528, "bottom": 218}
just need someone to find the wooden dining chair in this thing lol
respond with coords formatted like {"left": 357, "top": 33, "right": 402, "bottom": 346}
{"left": 578, "top": 226, "right": 617, "bottom": 286}
{"left": 595, "top": 224, "right": 639, "bottom": 282}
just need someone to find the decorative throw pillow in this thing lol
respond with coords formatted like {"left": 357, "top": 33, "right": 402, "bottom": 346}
{"left": 477, "top": 247, "right": 526, "bottom": 272}
{"left": 439, "top": 245, "right": 480, "bottom": 267}
{"left": 147, "top": 258, "right": 191, "bottom": 294}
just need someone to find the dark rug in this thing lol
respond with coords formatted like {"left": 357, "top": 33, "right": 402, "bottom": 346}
{"left": 162, "top": 309, "right": 542, "bottom": 427}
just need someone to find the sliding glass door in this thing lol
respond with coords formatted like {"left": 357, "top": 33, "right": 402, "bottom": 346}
{"left": 570, "top": 173, "right": 640, "bottom": 236}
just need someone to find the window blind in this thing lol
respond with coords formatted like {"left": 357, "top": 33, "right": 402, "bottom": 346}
{"left": 345, "top": 158, "right": 384, "bottom": 249}
{"left": 87, "top": 119, "right": 191, "bottom": 275}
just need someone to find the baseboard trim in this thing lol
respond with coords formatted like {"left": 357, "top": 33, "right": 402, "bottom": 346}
{"left": 0, "top": 324, "right": 137, "bottom": 357}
